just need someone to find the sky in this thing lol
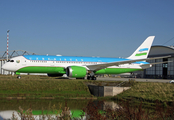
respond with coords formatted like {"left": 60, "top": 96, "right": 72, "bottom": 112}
{"left": 0, "top": 0, "right": 174, "bottom": 58}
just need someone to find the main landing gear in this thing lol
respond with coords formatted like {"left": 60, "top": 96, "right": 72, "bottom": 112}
{"left": 87, "top": 73, "right": 97, "bottom": 80}
{"left": 87, "top": 76, "right": 96, "bottom": 80}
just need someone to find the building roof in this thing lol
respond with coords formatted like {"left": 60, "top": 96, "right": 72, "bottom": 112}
{"left": 148, "top": 45, "right": 174, "bottom": 57}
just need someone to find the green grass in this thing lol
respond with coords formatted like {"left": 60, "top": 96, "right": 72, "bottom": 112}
{"left": 116, "top": 82, "right": 174, "bottom": 103}
{"left": 1, "top": 74, "right": 174, "bottom": 104}
{"left": 0, "top": 75, "right": 92, "bottom": 98}
{"left": 0, "top": 99, "right": 89, "bottom": 111}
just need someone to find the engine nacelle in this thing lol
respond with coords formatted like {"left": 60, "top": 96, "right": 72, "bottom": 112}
{"left": 66, "top": 66, "right": 87, "bottom": 78}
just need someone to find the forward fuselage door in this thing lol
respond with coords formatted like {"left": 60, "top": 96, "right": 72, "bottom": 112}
{"left": 22, "top": 59, "right": 27, "bottom": 66}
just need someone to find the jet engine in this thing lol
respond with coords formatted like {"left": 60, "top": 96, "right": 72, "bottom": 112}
{"left": 66, "top": 66, "right": 87, "bottom": 78}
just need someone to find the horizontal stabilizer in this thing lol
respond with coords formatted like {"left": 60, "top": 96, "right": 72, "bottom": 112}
{"left": 141, "top": 61, "right": 172, "bottom": 67}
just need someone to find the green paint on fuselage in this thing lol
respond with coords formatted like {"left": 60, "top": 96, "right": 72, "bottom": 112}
{"left": 16, "top": 66, "right": 66, "bottom": 74}
{"left": 16, "top": 66, "right": 141, "bottom": 75}
{"left": 95, "top": 68, "right": 142, "bottom": 74}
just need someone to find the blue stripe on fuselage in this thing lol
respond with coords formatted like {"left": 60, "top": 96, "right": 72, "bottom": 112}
{"left": 23, "top": 55, "right": 149, "bottom": 64}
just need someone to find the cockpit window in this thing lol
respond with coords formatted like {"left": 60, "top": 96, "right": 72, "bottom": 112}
{"left": 7, "top": 60, "right": 14, "bottom": 62}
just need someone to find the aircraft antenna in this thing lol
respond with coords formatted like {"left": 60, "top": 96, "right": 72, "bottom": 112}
{"left": 7, "top": 30, "right": 10, "bottom": 61}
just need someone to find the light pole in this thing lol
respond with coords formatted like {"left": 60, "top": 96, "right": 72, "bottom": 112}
{"left": 7, "top": 30, "right": 10, "bottom": 61}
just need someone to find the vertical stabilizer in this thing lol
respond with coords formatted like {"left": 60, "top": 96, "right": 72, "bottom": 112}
{"left": 127, "top": 36, "right": 155, "bottom": 60}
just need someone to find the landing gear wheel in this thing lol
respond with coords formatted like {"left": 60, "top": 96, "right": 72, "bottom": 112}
{"left": 92, "top": 76, "right": 96, "bottom": 80}
{"left": 17, "top": 75, "right": 21, "bottom": 79}
{"left": 87, "top": 76, "right": 96, "bottom": 80}
{"left": 87, "top": 76, "right": 90, "bottom": 80}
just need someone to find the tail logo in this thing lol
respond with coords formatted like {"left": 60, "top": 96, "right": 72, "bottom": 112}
{"left": 135, "top": 48, "right": 148, "bottom": 56}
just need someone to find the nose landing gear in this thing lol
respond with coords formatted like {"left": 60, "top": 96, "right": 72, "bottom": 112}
{"left": 16, "top": 72, "right": 21, "bottom": 79}
{"left": 17, "top": 75, "right": 21, "bottom": 79}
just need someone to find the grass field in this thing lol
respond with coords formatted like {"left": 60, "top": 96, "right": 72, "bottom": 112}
{"left": 0, "top": 99, "right": 90, "bottom": 110}
{"left": 0, "top": 75, "right": 92, "bottom": 99}
{"left": 115, "top": 81, "right": 174, "bottom": 104}
{"left": 0, "top": 74, "right": 174, "bottom": 104}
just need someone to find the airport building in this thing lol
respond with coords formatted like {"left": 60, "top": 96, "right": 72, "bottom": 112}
{"left": 0, "top": 59, "right": 9, "bottom": 75}
{"left": 145, "top": 45, "right": 174, "bottom": 79}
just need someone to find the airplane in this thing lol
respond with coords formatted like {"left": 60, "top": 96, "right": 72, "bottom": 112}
{"left": 1, "top": 36, "right": 169, "bottom": 80}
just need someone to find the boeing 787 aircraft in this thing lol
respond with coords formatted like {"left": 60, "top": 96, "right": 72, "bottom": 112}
{"left": 1, "top": 36, "right": 169, "bottom": 79}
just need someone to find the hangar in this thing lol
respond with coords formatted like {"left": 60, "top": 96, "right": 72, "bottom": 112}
{"left": 145, "top": 46, "right": 174, "bottom": 79}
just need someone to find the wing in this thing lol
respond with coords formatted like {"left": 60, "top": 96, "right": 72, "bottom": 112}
{"left": 85, "top": 56, "right": 170, "bottom": 71}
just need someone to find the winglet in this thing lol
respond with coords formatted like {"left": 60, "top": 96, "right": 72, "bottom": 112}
{"left": 127, "top": 36, "right": 155, "bottom": 60}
